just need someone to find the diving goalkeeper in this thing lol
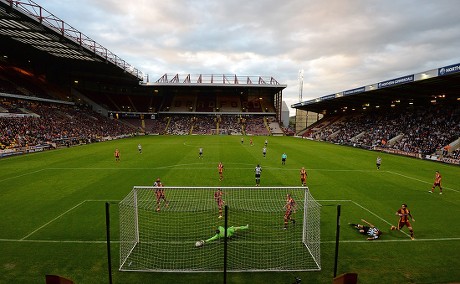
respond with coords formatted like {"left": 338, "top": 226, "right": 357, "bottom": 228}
{"left": 195, "top": 225, "right": 249, "bottom": 247}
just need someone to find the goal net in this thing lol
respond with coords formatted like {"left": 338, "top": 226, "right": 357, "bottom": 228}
{"left": 211, "top": 128, "right": 228, "bottom": 135}
{"left": 119, "top": 186, "right": 321, "bottom": 272}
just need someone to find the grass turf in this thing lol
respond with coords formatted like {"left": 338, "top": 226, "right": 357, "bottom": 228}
{"left": 0, "top": 135, "right": 459, "bottom": 283}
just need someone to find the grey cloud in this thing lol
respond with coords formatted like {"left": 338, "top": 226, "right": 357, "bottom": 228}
{"left": 36, "top": 0, "right": 460, "bottom": 114}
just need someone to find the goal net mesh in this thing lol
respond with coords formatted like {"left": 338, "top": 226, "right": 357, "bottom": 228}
{"left": 211, "top": 128, "right": 228, "bottom": 135}
{"left": 119, "top": 186, "right": 320, "bottom": 272}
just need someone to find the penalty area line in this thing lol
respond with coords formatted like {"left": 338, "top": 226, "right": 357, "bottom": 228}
{"left": 347, "top": 200, "right": 411, "bottom": 238}
{"left": 21, "top": 200, "right": 87, "bottom": 240}
{"left": 316, "top": 199, "right": 398, "bottom": 230}
{"left": 349, "top": 200, "right": 410, "bottom": 237}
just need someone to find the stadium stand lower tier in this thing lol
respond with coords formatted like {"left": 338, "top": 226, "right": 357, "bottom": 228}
{"left": 302, "top": 104, "right": 460, "bottom": 157}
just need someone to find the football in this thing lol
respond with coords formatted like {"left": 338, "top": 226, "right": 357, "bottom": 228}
{"left": 390, "top": 225, "right": 396, "bottom": 230}
{"left": 195, "top": 240, "right": 204, "bottom": 247}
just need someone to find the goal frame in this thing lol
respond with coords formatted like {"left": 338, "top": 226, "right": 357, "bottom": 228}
{"left": 211, "top": 128, "right": 228, "bottom": 135}
{"left": 119, "top": 186, "right": 321, "bottom": 272}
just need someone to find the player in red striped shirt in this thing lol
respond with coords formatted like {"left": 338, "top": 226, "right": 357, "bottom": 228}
{"left": 300, "top": 167, "right": 307, "bottom": 186}
{"left": 283, "top": 194, "right": 297, "bottom": 229}
{"left": 429, "top": 170, "right": 443, "bottom": 194}
{"left": 114, "top": 148, "right": 120, "bottom": 162}
{"left": 154, "top": 178, "right": 169, "bottom": 212}
{"left": 218, "top": 162, "right": 224, "bottom": 181}
{"left": 214, "top": 188, "right": 225, "bottom": 218}
{"left": 391, "top": 203, "right": 415, "bottom": 240}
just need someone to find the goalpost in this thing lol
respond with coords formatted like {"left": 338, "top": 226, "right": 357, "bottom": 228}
{"left": 119, "top": 186, "right": 321, "bottom": 272}
{"left": 211, "top": 128, "right": 228, "bottom": 135}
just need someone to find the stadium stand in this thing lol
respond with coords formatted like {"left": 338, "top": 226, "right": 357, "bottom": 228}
{"left": 243, "top": 115, "right": 270, "bottom": 135}
{"left": 191, "top": 115, "right": 216, "bottom": 135}
{"left": 217, "top": 95, "right": 241, "bottom": 112}
{"left": 1, "top": 0, "right": 460, "bottom": 194}
{"left": 302, "top": 104, "right": 460, "bottom": 159}
{"left": 218, "top": 115, "right": 243, "bottom": 135}
{"left": 166, "top": 114, "right": 193, "bottom": 135}
{"left": 0, "top": 96, "right": 136, "bottom": 152}
{"left": 170, "top": 95, "right": 195, "bottom": 112}
{"left": 195, "top": 94, "right": 216, "bottom": 112}
{"left": 3, "top": 40, "right": 459, "bottom": 166}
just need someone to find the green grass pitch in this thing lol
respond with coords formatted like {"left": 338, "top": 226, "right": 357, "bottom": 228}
{"left": 0, "top": 135, "right": 459, "bottom": 283}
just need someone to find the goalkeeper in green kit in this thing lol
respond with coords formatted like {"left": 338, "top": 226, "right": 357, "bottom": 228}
{"left": 195, "top": 225, "right": 249, "bottom": 247}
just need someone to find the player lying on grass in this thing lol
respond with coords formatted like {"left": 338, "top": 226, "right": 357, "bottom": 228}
{"left": 195, "top": 225, "right": 249, "bottom": 247}
{"left": 349, "top": 219, "right": 382, "bottom": 240}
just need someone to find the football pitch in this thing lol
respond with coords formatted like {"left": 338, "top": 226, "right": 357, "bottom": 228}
{"left": 0, "top": 135, "right": 459, "bottom": 284}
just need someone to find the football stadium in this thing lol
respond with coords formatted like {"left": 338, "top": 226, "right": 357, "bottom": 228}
{"left": 1, "top": 1, "right": 460, "bottom": 284}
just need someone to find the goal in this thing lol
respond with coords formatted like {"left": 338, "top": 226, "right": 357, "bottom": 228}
{"left": 211, "top": 128, "right": 228, "bottom": 135}
{"left": 119, "top": 186, "right": 321, "bottom": 272}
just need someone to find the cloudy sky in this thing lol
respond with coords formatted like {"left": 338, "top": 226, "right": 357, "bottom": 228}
{"left": 36, "top": 0, "right": 460, "bottom": 115}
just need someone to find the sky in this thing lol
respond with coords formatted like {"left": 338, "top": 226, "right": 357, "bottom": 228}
{"left": 36, "top": 0, "right": 460, "bottom": 116}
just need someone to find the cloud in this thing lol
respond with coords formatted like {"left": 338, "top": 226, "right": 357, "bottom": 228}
{"left": 38, "top": 0, "right": 460, "bottom": 115}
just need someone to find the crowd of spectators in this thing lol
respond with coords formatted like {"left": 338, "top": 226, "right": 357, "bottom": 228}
{"left": 1, "top": 66, "right": 285, "bottom": 152}
{"left": 166, "top": 115, "right": 193, "bottom": 135}
{"left": 282, "top": 126, "right": 296, "bottom": 136}
{"left": 306, "top": 104, "right": 460, "bottom": 156}
{"left": 243, "top": 116, "right": 269, "bottom": 135}
{"left": 448, "top": 148, "right": 460, "bottom": 159}
{"left": 145, "top": 117, "right": 168, "bottom": 134}
{"left": 0, "top": 98, "right": 136, "bottom": 150}
{"left": 144, "top": 114, "right": 272, "bottom": 136}
{"left": 5, "top": 93, "right": 457, "bottom": 159}
{"left": 192, "top": 116, "right": 216, "bottom": 135}
{"left": 0, "top": 96, "right": 280, "bottom": 153}
{"left": 218, "top": 115, "right": 242, "bottom": 135}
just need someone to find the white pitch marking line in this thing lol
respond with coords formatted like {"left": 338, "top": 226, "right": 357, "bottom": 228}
{"left": 386, "top": 170, "right": 459, "bottom": 193}
{"left": 20, "top": 199, "right": 120, "bottom": 240}
{"left": 350, "top": 200, "right": 394, "bottom": 226}
{"left": 322, "top": 237, "right": 460, "bottom": 243}
{"left": 0, "top": 169, "right": 46, "bottom": 183}
{"left": 319, "top": 199, "right": 411, "bottom": 238}
{"left": 350, "top": 200, "right": 411, "bottom": 238}
{"left": 0, "top": 198, "right": 456, "bottom": 244}
{"left": 0, "top": 239, "right": 111, "bottom": 244}
{"left": 1, "top": 237, "right": 459, "bottom": 244}
{"left": 20, "top": 200, "right": 87, "bottom": 240}
{"left": 17, "top": 199, "right": 120, "bottom": 243}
